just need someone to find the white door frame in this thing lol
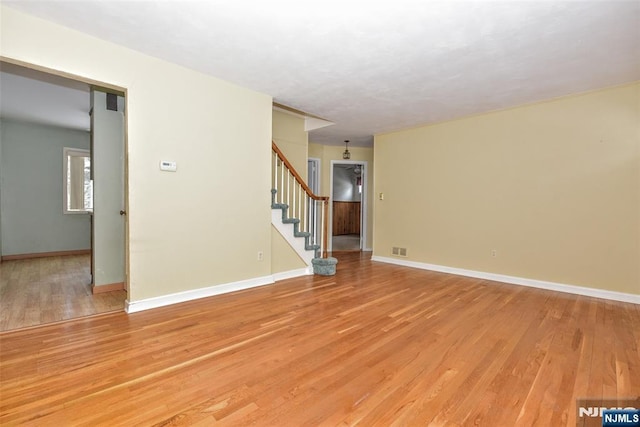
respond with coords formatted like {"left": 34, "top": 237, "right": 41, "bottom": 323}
{"left": 307, "top": 157, "right": 321, "bottom": 248}
{"left": 329, "top": 160, "right": 368, "bottom": 253}
{"left": 307, "top": 157, "right": 320, "bottom": 194}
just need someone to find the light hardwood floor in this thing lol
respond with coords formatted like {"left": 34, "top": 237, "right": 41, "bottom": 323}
{"left": 0, "top": 252, "right": 638, "bottom": 426}
{"left": 0, "top": 255, "right": 126, "bottom": 331}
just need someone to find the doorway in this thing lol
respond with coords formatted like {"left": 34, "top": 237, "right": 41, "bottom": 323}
{"left": 306, "top": 158, "right": 321, "bottom": 242}
{"left": 0, "top": 61, "right": 127, "bottom": 330}
{"left": 307, "top": 157, "right": 320, "bottom": 194}
{"left": 90, "top": 90, "right": 126, "bottom": 294}
{"left": 329, "top": 160, "right": 367, "bottom": 252}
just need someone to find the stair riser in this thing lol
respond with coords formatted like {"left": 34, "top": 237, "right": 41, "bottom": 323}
{"left": 272, "top": 189, "right": 325, "bottom": 264}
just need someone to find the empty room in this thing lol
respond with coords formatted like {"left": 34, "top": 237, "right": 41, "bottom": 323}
{"left": 1, "top": 1, "right": 638, "bottom": 426}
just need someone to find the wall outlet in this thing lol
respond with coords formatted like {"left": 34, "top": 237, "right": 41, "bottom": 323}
{"left": 257, "top": 251, "right": 264, "bottom": 261}
{"left": 491, "top": 249, "right": 497, "bottom": 258}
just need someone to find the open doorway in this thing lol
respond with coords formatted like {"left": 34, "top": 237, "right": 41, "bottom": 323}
{"left": 306, "top": 157, "right": 321, "bottom": 242}
{"left": 330, "top": 161, "right": 367, "bottom": 252}
{"left": 0, "top": 62, "right": 127, "bottom": 331}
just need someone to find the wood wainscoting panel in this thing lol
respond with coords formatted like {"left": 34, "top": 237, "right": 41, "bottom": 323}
{"left": 333, "top": 201, "right": 361, "bottom": 235}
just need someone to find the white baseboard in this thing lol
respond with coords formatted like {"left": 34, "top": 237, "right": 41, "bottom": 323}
{"left": 125, "top": 275, "right": 275, "bottom": 313}
{"left": 273, "top": 267, "right": 313, "bottom": 281}
{"left": 371, "top": 256, "right": 640, "bottom": 305}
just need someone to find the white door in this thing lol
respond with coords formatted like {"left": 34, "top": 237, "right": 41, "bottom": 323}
{"left": 306, "top": 158, "right": 320, "bottom": 246}
{"left": 307, "top": 158, "right": 319, "bottom": 194}
{"left": 90, "top": 90, "right": 125, "bottom": 289}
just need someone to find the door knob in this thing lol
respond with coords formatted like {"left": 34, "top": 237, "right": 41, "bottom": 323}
{"left": 120, "top": 210, "right": 127, "bottom": 216}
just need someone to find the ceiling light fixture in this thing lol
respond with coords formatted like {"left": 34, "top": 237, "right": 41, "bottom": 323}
{"left": 343, "top": 140, "right": 351, "bottom": 160}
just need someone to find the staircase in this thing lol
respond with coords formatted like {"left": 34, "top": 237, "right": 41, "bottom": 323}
{"left": 271, "top": 142, "right": 337, "bottom": 275}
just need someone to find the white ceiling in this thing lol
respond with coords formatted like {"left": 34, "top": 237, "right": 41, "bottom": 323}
{"left": 2, "top": 1, "right": 639, "bottom": 146}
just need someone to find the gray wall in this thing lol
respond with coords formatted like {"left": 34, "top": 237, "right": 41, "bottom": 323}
{"left": 333, "top": 165, "right": 361, "bottom": 202}
{"left": 0, "top": 127, "right": 3, "bottom": 256}
{"left": 0, "top": 119, "right": 91, "bottom": 255}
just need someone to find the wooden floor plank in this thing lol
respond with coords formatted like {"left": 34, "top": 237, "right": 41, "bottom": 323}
{"left": 1, "top": 252, "right": 638, "bottom": 426}
{"left": 0, "top": 255, "right": 126, "bottom": 331}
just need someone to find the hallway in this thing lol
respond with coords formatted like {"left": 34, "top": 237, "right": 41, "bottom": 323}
{"left": 332, "top": 234, "right": 361, "bottom": 251}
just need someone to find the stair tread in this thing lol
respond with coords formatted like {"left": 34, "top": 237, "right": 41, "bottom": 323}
{"left": 270, "top": 188, "right": 323, "bottom": 270}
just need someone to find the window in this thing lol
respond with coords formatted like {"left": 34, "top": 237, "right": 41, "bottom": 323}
{"left": 63, "top": 147, "right": 93, "bottom": 214}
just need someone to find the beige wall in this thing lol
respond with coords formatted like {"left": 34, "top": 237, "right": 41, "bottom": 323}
{"left": 374, "top": 83, "right": 640, "bottom": 295}
{"left": 271, "top": 226, "right": 306, "bottom": 273}
{"left": 1, "top": 6, "right": 273, "bottom": 301}
{"left": 272, "top": 110, "right": 308, "bottom": 180}
{"left": 308, "top": 143, "right": 374, "bottom": 250}
{"left": 271, "top": 110, "right": 310, "bottom": 273}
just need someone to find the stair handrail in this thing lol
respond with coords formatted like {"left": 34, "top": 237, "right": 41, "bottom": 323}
{"left": 272, "top": 143, "right": 326, "bottom": 201}
{"left": 272, "top": 142, "right": 329, "bottom": 258}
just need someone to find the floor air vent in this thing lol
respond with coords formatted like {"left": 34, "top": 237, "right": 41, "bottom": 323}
{"left": 392, "top": 247, "right": 408, "bottom": 257}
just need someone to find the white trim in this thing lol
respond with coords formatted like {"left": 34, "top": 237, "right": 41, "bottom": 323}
{"left": 273, "top": 267, "right": 313, "bottom": 281}
{"left": 329, "top": 160, "right": 368, "bottom": 252}
{"left": 125, "top": 275, "right": 275, "bottom": 313}
{"left": 371, "top": 256, "right": 640, "bottom": 305}
{"left": 63, "top": 147, "right": 92, "bottom": 214}
{"left": 307, "top": 157, "right": 321, "bottom": 194}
